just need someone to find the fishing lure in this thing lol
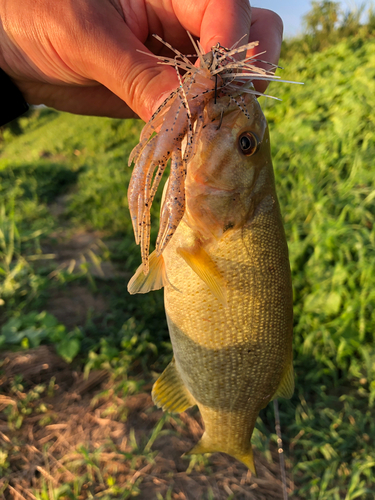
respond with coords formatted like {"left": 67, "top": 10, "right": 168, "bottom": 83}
{"left": 128, "top": 32, "right": 289, "bottom": 274}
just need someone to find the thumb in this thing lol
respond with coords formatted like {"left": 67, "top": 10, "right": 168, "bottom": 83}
{"left": 76, "top": 13, "right": 179, "bottom": 121}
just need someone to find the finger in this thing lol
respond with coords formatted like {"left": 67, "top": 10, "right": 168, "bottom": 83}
{"left": 247, "top": 8, "right": 283, "bottom": 93}
{"left": 249, "top": 8, "right": 283, "bottom": 68}
{"left": 173, "top": 0, "right": 252, "bottom": 54}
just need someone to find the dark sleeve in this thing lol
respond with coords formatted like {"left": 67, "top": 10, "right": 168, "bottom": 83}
{"left": 0, "top": 68, "right": 29, "bottom": 126}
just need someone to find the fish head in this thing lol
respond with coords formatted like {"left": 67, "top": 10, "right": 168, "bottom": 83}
{"left": 185, "top": 93, "right": 273, "bottom": 240}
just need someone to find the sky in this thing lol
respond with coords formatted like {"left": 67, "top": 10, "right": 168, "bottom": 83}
{"left": 252, "top": 1, "right": 365, "bottom": 37}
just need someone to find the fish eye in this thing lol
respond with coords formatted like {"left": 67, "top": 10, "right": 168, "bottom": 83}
{"left": 238, "top": 132, "right": 259, "bottom": 156}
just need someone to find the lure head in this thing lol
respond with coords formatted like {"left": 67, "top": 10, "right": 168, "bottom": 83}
{"left": 185, "top": 93, "right": 272, "bottom": 240}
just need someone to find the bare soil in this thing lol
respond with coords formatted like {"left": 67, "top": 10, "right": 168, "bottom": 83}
{"left": 46, "top": 285, "right": 108, "bottom": 330}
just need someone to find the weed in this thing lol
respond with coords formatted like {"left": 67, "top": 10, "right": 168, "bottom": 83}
{"left": 0, "top": 311, "right": 82, "bottom": 362}
{"left": 4, "top": 376, "right": 47, "bottom": 430}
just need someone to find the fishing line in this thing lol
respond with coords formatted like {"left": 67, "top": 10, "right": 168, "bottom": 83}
{"left": 274, "top": 399, "right": 289, "bottom": 500}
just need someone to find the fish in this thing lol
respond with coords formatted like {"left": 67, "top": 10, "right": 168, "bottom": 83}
{"left": 127, "top": 34, "right": 294, "bottom": 474}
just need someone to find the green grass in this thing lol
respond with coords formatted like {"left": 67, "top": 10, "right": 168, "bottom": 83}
{"left": 1, "top": 34, "right": 375, "bottom": 498}
{"left": 0, "top": 106, "right": 170, "bottom": 371}
{"left": 260, "top": 35, "right": 375, "bottom": 498}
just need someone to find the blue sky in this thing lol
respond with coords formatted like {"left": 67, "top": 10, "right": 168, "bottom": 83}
{"left": 252, "top": 1, "right": 366, "bottom": 37}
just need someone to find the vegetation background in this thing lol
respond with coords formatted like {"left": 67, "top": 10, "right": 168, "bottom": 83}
{"left": 1, "top": 1, "right": 375, "bottom": 498}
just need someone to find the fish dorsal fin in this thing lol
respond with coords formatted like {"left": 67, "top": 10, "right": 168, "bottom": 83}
{"left": 177, "top": 245, "right": 227, "bottom": 306}
{"left": 152, "top": 357, "right": 196, "bottom": 413}
{"left": 186, "top": 434, "right": 257, "bottom": 475}
{"left": 272, "top": 358, "right": 294, "bottom": 400}
{"left": 128, "top": 250, "right": 166, "bottom": 295}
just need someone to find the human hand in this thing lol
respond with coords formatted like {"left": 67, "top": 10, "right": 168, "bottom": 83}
{"left": 0, "top": 0, "right": 283, "bottom": 121}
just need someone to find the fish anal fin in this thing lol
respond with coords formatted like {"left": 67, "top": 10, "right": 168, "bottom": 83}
{"left": 128, "top": 250, "right": 166, "bottom": 295}
{"left": 152, "top": 357, "right": 195, "bottom": 413}
{"left": 272, "top": 358, "right": 294, "bottom": 400}
{"left": 186, "top": 434, "right": 256, "bottom": 475}
{"left": 177, "top": 245, "right": 227, "bottom": 306}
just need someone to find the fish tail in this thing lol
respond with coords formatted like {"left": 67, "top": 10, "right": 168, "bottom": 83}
{"left": 185, "top": 434, "right": 257, "bottom": 475}
{"left": 236, "top": 447, "right": 257, "bottom": 476}
{"left": 127, "top": 250, "right": 166, "bottom": 294}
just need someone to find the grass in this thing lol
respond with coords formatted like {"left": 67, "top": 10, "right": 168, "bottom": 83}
{"left": 1, "top": 34, "right": 375, "bottom": 498}
{"left": 260, "top": 34, "right": 375, "bottom": 498}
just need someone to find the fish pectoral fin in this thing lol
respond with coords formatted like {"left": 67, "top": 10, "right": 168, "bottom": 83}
{"left": 152, "top": 357, "right": 195, "bottom": 413}
{"left": 186, "top": 435, "right": 257, "bottom": 475}
{"left": 177, "top": 245, "right": 227, "bottom": 306}
{"left": 272, "top": 358, "right": 295, "bottom": 400}
{"left": 128, "top": 250, "right": 166, "bottom": 295}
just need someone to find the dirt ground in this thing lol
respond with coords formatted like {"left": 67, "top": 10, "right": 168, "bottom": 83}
{"left": 0, "top": 229, "right": 296, "bottom": 498}
{"left": 0, "top": 345, "right": 296, "bottom": 500}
